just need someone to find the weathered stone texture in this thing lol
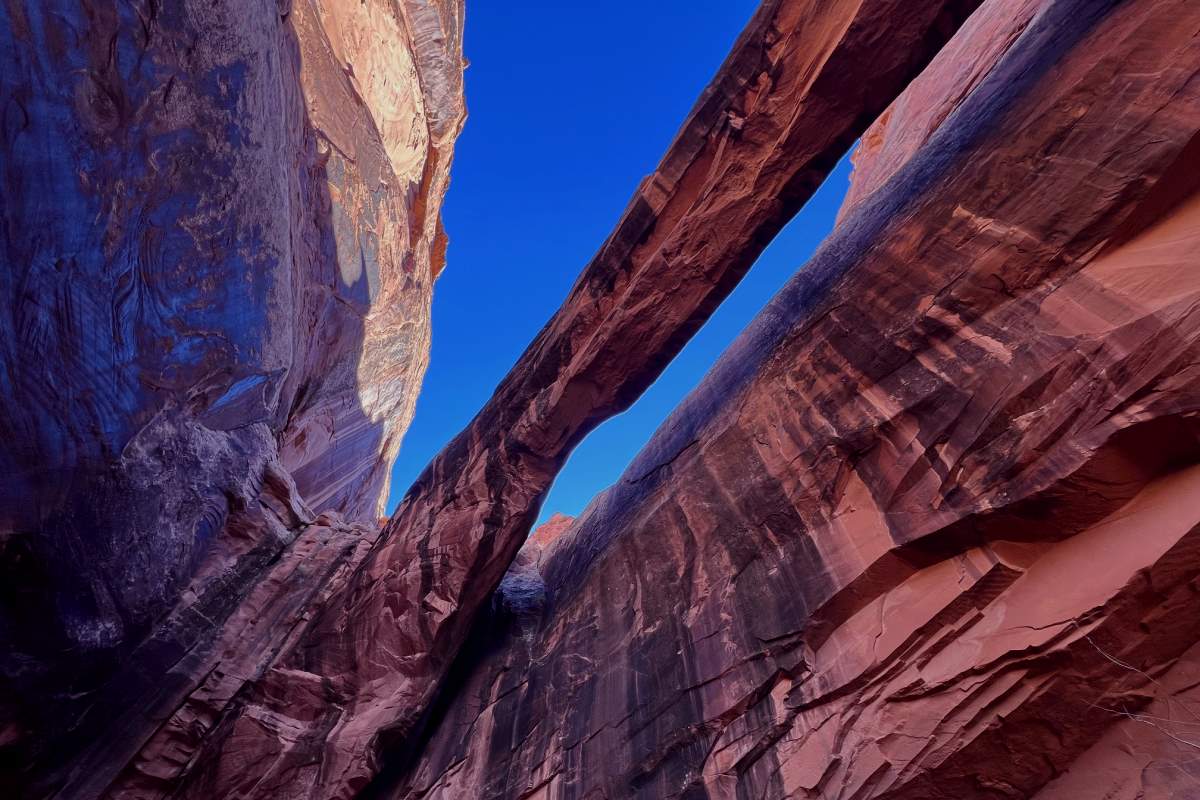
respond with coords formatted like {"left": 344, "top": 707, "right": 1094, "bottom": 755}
{"left": 395, "top": 1, "right": 1200, "bottom": 797}
{"left": 0, "top": 0, "right": 463, "bottom": 795}
{"left": 153, "top": 3, "right": 986, "bottom": 798}
{"left": 6, "top": 0, "right": 1200, "bottom": 798}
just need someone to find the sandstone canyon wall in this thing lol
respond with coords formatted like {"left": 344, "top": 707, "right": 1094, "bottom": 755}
{"left": 4, "top": 0, "right": 1200, "bottom": 798}
{"left": 114, "top": 3, "right": 987, "bottom": 798}
{"left": 395, "top": 1, "right": 1200, "bottom": 798}
{"left": 0, "top": 0, "right": 463, "bottom": 795}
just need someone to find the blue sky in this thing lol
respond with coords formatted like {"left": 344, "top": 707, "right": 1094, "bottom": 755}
{"left": 387, "top": 1, "right": 855, "bottom": 524}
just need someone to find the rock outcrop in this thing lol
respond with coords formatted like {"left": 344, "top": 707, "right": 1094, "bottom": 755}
{"left": 135, "top": 3, "right": 988, "bottom": 798}
{"left": 394, "top": 1, "right": 1200, "bottom": 798}
{"left": 6, "top": 0, "right": 1200, "bottom": 798}
{"left": 0, "top": 0, "right": 463, "bottom": 795}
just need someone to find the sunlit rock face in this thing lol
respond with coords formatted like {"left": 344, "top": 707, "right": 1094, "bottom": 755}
{"left": 5, "top": 0, "right": 1200, "bottom": 797}
{"left": 0, "top": 0, "right": 462, "bottom": 794}
{"left": 280, "top": 0, "right": 464, "bottom": 518}
{"left": 397, "top": 1, "right": 1200, "bottom": 798}
{"left": 5, "top": 0, "right": 981, "bottom": 791}
{"left": 127, "top": 3, "right": 988, "bottom": 799}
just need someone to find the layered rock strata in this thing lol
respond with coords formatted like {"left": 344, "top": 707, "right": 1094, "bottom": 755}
{"left": 0, "top": 0, "right": 463, "bottom": 795}
{"left": 6, "top": 0, "right": 1197, "bottom": 797}
{"left": 397, "top": 1, "right": 1200, "bottom": 797}
{"left": 144, "top": 2, "right": 990, "bottom": 797}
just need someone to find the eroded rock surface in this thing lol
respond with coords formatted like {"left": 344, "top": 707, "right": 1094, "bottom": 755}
{"left": 0, "top": 0, "right": 463, "bottom": 795}
{"left": 397, "top": 1, "right": 1200, "bottom": 797}
{"left": 149, "top": 3, "right": 988, "bottom": 797}
{"left": 6, "top": 0, "right": 1200, "bottom": 797}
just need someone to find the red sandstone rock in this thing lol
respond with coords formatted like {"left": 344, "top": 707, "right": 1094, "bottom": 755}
{"left": 0, "top": 0, "right": 463, "bottom": 795}
{"left": 145, "top": 3, "right": 985, "bottom": 797}
{"left": 390, "top": 1, "right": 1200, "bottom": 797}
{"left": 530, "top": 513, "right": 576, "bottom": 548}
{"left": 836, "top": 0, "right": 1044, "bottom": 223}
{"left": 7, "top": 0, "right": 1199, "bottom": 798}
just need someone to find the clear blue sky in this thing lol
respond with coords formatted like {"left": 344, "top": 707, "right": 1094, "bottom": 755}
{"left": 387, "top": 1, "right": 855, "bottom": 524}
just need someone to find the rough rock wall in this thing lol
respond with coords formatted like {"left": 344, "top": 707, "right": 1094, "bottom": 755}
{"left": 8, "top": 0, "right": 1198, "bottom": 798}
{"left": 397, "top": 1, "right": 1200, "bottom": 798}
{"left": 0, "top": 0, "right": 463, "bottom": 795}
{"left": 132, "top": 3, "right": 989, "bottom": 798}
{"left": 281, "top": 0, "right": 464, "bottom": 517}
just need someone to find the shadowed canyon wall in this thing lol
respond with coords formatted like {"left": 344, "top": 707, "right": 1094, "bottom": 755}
{"left": 0, "top": 0, "right": 463, "bottom": 794}
{"left": 124, "top": 3, "right": 987, "bottom": 798}
{"left": 4, "top": 0, "right": 1200, "bottom": 798}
